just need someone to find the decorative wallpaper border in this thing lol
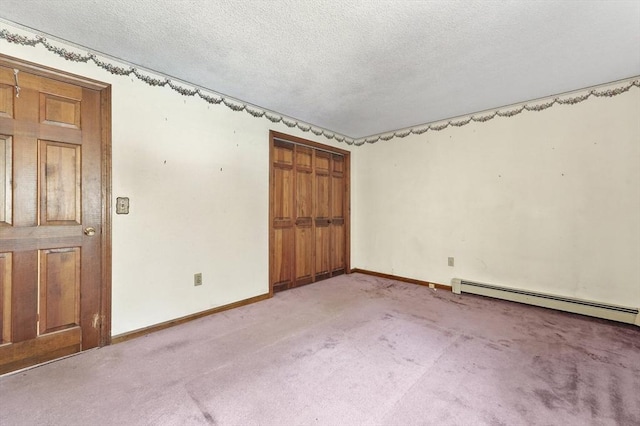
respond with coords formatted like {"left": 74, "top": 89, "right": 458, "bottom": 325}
{"left": 1, "top": 25, "right": 638, "bottom": 147}
{"left": 358, "top": 79, "right": 640, "bottom": 145}
{"left": 0, "top": 25, "right": 354, "bottom": 144}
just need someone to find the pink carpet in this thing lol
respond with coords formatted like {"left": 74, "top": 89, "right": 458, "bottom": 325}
{"left": 1, "top": 273, "right": 638, "bottom": 425}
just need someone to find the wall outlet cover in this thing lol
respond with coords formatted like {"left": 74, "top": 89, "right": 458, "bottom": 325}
{"left": 116, "top": 197, "right": 130, "bottom": 214}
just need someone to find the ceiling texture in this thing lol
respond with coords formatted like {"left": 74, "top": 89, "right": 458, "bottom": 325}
{"left": 0, "top": 0, "right": 639, "bottom": 141}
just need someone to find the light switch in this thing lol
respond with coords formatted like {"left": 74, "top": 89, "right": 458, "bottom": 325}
{"left": 116, "top": 197, "right": 130, "bottom": 214}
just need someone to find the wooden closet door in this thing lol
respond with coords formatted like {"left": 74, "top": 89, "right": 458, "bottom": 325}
{"left": 330, "top": 154, "right": 346, "bottom": 276}
{"left": 314, "top": 151, "right": 332, "bottom": 281}
{"left": 270, "top": 131, "right": 349, "bottom": 294}
{"left": 0, "top": 63, "right": 106, "bottom": 374}
{"left": 294, "top": 146, "right": 314, "bottom": 286}
{"left": 271, "top": 140, "right": 295, "bottom": 292}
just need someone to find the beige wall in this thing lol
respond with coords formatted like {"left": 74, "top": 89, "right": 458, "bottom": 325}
{"left": 353, "top": 85, "right": 640, "bottom": 307}
{"left": 0, "top": 22, "right": 352, "bottom": 335}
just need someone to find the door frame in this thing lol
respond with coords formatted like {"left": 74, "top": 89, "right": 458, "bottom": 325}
{"left": 0, "top": 54, "right": 112, "bottom": 346}
{"left": 268, "top": 130, "right": 350, "bottom": 296}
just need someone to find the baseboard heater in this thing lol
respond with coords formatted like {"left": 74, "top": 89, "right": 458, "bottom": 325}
{"left": 451, "top": 278, "right": 640, "bottom": 325}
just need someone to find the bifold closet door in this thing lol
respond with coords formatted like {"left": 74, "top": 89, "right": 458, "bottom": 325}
{"left": 270, "top": 136, "right": 348, "bottom": 293}
{"left": 315, "top": 151, "right": 346, "bottom": 279}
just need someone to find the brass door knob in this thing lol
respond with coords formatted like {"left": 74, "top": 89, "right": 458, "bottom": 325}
{"left": 84, "top": 227, "right": 96, "bottom": 236}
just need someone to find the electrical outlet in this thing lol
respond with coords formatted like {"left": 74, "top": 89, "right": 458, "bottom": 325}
{"left": 448, "top": 257, "right": 455, "bottom": 267}
{"left": 194, "top": 273, "right": 203, "bottom": 286}
{"left": 429, "top": 283, "right": 435, "bottom": 289}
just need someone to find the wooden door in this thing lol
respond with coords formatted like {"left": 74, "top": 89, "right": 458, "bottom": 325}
{"left": 0, "top": 56, "right": 111, "bottom": 374}
{"left": 270, "top": 131, "right": 349, "bottom": 294}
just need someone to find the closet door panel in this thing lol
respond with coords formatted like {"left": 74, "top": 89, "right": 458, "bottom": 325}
{"left": 271, "top": 141, "right": 295, "bottom": 291}
{"left": 294, "top": 147, "right": 313, "bottom": 285}
{"left": 272, "top": 227, "right": 294, "bottom": 291}
{"left": 315, "top": 225, "right": 331, "bottom": 280}
{"left": 330, "top": 154, "right": 346, "bottom": 275}
{"left": 314, "top": 150, "right": 331, "bottom": 281}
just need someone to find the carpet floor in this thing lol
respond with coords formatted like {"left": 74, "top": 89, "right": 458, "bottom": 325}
{"left": 1, "top": 273, "right": 639, "bottom": 425}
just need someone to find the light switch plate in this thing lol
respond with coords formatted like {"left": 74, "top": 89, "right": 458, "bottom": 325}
{"left": 116, "top": 197, "right": 130, "bottom": 214}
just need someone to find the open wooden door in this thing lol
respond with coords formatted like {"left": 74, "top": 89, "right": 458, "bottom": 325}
{"left": 269, "top": 131, "right": 350, "bottom": 293}
{"left": 0, "top": 55, "right": 111, "bottom": 374}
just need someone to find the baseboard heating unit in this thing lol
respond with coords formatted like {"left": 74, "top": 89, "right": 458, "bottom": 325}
{"left": 451, "top": 278, "right": 640, "bottom": 325}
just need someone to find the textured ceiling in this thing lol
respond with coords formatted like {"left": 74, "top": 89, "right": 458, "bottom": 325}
{"left": 1, "top": 0, "right": 639, "bottom": 138}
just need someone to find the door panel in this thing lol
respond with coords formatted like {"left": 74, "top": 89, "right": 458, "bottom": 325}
{"left": 315, "top": 152, "right": 330, "bottom": 171}
{"left": 8, "top": 251, "right": 37, "bottom": 342}
{"left": 0, "top": 252, "right": 11, "bottom": 343}
{"left": 315, "top": 225, "right": 330, "bottom": 281}
{"left": 40, "top": 141, "right": 82, "bottom": 225}
{"left": 0, "top": 135, "right": 11, "bottom": 225}
{"left": 295, "top": 227, "right": 313, "bottom": 285}
{"left": 0, "top": 83, "right": 13, "bottom": 118}
{"left": 315, "top": 152, "right": 330, "bottom": 220}
{"left": 40, "top": 93, "right": 81, "bottom": 128}
{"left": 331, "top": 224, "right": 345, "bottom": 276}
{"left": 272, "top": 228, "right": 294, "bottom": 291}
{"left": 295, "top": 148, "right": 313, "bottom": 218}
{"left": 331, "top": 156, "right": 344, "bottom": 218}
{"left": 0, "top": 326, "right": 81, "bottom": 374}
{"left": 39, "top": 247, "right": 80, "bottom": 334}
{"left": 0, "top": 59, "right": 108, "bottom": 374}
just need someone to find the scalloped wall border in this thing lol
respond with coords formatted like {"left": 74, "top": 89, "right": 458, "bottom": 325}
{"left": 354, "top": 78, "right": 640, "bottom": 146}
{"left": 0, "top": 25, "right": 355, "bottom": 145}
{"left": 1, "top": 24, "right": 638, "bottom": 147}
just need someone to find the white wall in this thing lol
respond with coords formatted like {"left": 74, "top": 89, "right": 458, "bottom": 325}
{"left": 353, "top": 85, "right": 640, "bottom": 308}
{"left": 0, "top": 22, "right": 353, "bottom": 335}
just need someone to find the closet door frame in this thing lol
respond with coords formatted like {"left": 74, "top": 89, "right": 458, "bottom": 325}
{"left": 268, "top": 130, "right": 350, "bottom": 296}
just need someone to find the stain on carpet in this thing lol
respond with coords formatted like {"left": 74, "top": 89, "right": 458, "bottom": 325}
{"left": 608, "top": 373, "right": 636, "bottom": 425}
{"left": 323, "top": 337, "right": 339, "bottom": 349}
{"left": 378, "top": 335, "right": 396, "bottom": 350}
{"left": 150, "top": 339, "right": 190, "bottom": 355}
{"left": 583, "top": 374, "right": 601, "bottom": 419}
{"left": 291, "top": 349, "right": 313, "bottom": 359}
{"left": 534, "top": 389, "right": 563, "bottom": 410}
{"left": 187, "top": 390, "right": 217, "bottom": 425}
